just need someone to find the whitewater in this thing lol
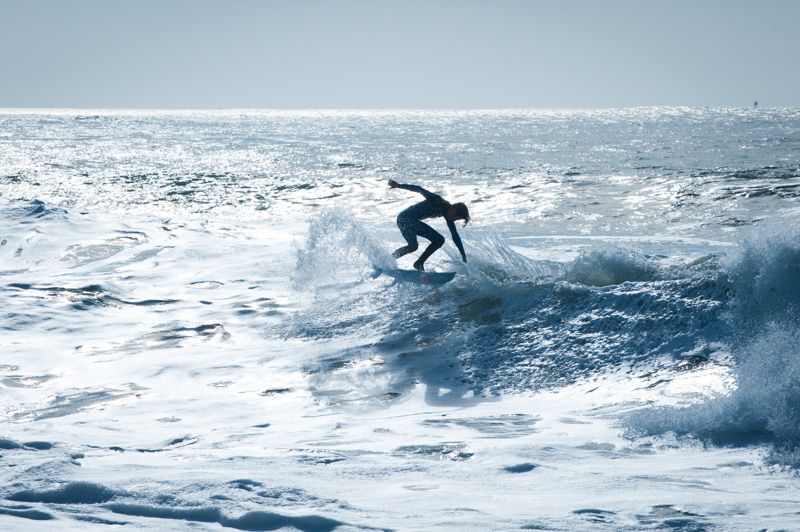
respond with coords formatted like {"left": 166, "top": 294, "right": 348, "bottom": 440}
{"left": 2, "top": 107, "right": 800, "bottom": 531}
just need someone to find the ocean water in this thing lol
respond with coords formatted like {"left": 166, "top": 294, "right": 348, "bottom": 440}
{"left": 2, "top": 107, "right": 800, "bottom": 530}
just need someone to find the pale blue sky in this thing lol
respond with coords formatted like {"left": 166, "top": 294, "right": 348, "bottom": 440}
{"left": 1, "top": 0, "right": 798, "bottom": 109}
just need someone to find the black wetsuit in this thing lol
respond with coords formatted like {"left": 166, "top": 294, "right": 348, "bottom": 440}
{"left": 392, "top": 184, "right": 465, "bottom": 270}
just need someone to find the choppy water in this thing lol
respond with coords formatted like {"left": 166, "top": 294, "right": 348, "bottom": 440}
{"left": 2, "top": 107, "right": 800, "bottom": 530}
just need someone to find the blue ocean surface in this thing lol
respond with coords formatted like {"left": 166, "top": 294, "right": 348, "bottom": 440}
{"left": 2, "top": 108, "right": 800, "bottom": 530}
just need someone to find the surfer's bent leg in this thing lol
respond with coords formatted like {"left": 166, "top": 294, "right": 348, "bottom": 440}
{"left": 393, "top": 210, "right": 419, "bottom": 259}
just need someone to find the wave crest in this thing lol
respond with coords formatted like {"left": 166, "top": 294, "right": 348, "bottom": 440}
{"left": 565, "top": 247, "right": 659, "bottom": 287}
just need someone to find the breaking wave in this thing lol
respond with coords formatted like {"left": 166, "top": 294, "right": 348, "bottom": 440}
{"left": 624, "top": 220, "right": 800, "bottom": 466}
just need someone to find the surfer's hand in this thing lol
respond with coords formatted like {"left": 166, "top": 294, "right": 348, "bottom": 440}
{"left": 388, "top": 179, "right": 398, "bottom": 188}
{"left": 461, "top": 253, "right": 467, "bottom": 263}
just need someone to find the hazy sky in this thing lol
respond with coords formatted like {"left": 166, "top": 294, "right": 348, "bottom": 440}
{"left": 2, "top": 0, "right": 798, "bottom": 109}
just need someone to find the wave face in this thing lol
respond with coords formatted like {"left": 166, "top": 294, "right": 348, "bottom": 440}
{"left": 288, "top": 209, "right": 729, "bottom": 395}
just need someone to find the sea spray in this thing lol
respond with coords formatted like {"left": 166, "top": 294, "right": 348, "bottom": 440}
{"left": 456, "top": 232, "right": 562, "bottom": 284}
{"left": 723, "top": 220, "right": 800, "bottom": 332}
{"left": 291, "top": 209, "right": 395, "bottom": 292}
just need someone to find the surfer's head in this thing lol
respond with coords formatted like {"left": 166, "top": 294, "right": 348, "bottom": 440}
{"left": 447, "top": 203, "right": 470, "bottom": 226}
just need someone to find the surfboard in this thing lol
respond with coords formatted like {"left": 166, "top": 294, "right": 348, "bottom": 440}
{"left": 373, "top": 268, "right": 456, "bottom": 285}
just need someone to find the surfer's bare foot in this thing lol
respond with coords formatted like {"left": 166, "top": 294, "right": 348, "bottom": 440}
{"left": 413, "top": 260, "right": 425, "bottom": 271}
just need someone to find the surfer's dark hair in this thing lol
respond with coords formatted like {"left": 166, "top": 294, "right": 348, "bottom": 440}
{"left": 452, "top": 202, "right": 470, "bottom": 226}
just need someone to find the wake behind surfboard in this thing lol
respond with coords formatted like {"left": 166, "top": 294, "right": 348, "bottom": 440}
{"left": 372, "top": 268, "right": 455, "bottom": 285}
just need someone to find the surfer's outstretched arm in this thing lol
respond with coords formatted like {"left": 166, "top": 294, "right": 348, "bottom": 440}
{"left": 388, "top": 180, "right": 439, "bottom": 202}
{"left": 446, "top": 219, "right": 467, "bottom": 263}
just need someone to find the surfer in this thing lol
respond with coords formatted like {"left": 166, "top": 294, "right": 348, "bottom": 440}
{"left": 388, "top": 179, "right": 469, "bottom": 271}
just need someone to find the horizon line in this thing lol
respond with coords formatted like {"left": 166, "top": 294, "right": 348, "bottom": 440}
{"left": 0, "top": 104, "right": 781, "bottom": 113}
